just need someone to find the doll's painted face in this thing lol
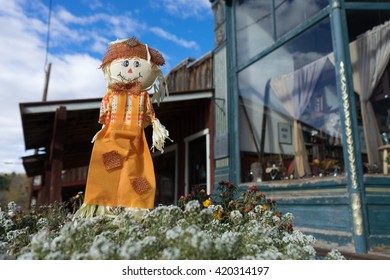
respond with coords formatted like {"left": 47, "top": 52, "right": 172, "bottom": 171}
{"left": 106, "top": 57, "right": 160, "bottom": 90}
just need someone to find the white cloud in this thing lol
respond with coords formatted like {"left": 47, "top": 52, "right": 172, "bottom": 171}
{"left": 48, "top": 54, "right": 105, "bottom": 100}
{"left": 0, "top": 1, "right": 46, "bottom": 173}
{"left": 47, "top": 4, "right": 198, "bottom": 54}
{"left": 83, "top": 0, "right": 104, "bottom": 11}
{"left": 157, "top": 0, "right": 212, "bottom": 19}
{"left": 0, "top": 0, "right": 104, "bottom": 173}
{"left": 150, "top": 27, "right": 199, "bottom": 50}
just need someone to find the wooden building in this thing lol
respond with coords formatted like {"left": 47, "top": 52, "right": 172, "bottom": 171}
{"left": 210, "top": 0, "right": 390, "bottom": 255}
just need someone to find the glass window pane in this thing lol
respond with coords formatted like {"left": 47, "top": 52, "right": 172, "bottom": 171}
{"left": 345, "top": 0, "right": 390, "bottom": 2}
{"left": 154, "top": 150, "right": 176, "bottom": 205}
{"left": 275, "top": 0, "right": 328, "bottom": 39}
{"left": 346, "top": 10, "right": 390, "bottom": 41}
{"left": 346, "top": 10, "right": 390, "bottom": 174}
{"left": 188, "top": 135, "right": 207, "bottom": 188}
{"left": 235, "top": 0, "right": 273, "bottom": 65}
{"left": 237, "top": 18, "right": 339, "bottom": 182}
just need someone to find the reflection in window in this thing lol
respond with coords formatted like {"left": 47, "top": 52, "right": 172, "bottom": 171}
{"left": 274, "top": 0, "right": 328, "bottom": 38}
{"left": 345, "top": 0, "right": 390, "bottom": 2}
{"left": 237, "top": 18, "right": 339, "bottom": 182}
{"left": 235, "top": 0, "right": 328, "bottom": 65}
{"left": 235, "top": 0, "right": 273, "bottom": 65}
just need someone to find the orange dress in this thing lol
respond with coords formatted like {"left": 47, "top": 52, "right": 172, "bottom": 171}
{"left": 83, "top": 88, "right": 156, "bottom": 210}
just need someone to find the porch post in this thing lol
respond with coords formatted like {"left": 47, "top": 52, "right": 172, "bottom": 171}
{"left": 225, "top": 0, "right": 241, "bottom": 185}
{"left": 37, "top": 163, "right": 51, "bottom": 205}
{"left": 49, "top": 106, "right": 67, "bottom": 203}
{"left": 329, "top": 0, "right": 368, "bottom": 253}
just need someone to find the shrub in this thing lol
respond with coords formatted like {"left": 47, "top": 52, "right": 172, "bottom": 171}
{"left": 0, "top": 182, "right": 345, "bottom": 260}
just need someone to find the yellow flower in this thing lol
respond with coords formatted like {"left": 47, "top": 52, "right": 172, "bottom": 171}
{"left": 203, "top": 199, "right": 211, "bottom": 207}
{"left": 313, "top": 159, "right": 320, "bottom": 165}
{"left": 214, "top": 210, "right": 224, "bottom": 220}
{"left": 263, "top": 204, "right": 268, "bottom": 211}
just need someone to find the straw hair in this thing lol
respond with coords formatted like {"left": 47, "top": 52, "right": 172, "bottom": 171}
{"left": 100, "top": 37, "right": 165, "bottom": 69}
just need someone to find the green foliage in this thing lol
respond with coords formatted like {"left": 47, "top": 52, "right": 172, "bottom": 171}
{"left": 0, "top": 173, "right": 29, "bottom": 208}
{"left": 179, "top": 181, "right": 284, "bottom": 228}
{"left": 0, "top": 175, "right": 11, "bottom": 191}
{"left": 0, "top": 201, "right": 70, "bottom": 257}
{"left": 178, "top": 185, "right": 210, "bottom": 209}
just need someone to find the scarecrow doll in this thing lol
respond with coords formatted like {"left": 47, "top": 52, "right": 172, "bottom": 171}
{"left": 75, "top": 37, "right": 170, "bottom": 218}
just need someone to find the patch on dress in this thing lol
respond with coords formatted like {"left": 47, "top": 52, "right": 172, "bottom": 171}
{"left": 131, "top": 177, "right": 151, "bottom": 195}
{"left": 102, "top": 150, "right": 123, "bottom": 171}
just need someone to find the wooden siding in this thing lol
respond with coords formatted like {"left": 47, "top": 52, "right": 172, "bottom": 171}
{"left": 237, "top": 176, "right": 390, "bottom": 254}
{"left": 364, "top": 176, "right": 390, "bottom": 253}
{"left": 166, "top": 52, "right": 213, "bottom": 93}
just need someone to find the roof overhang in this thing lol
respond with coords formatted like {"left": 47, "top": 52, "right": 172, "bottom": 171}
{"left": 20, "top": 90, "right": 213, "bottom": 177}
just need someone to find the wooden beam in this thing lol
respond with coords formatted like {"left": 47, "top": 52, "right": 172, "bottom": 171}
{"left": 49, "top": 106, "right": 67, "bottom": 204}
{"left": 37, "top": 163, "right": 51, "bottom": 205}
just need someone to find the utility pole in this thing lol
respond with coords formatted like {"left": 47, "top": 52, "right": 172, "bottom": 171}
{"left": 42, "top": 63, "right": 52, "bottom": 102}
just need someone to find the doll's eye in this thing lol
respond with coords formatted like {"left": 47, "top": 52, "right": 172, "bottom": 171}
{"left": 121, "top": 60, "right": 129, "bottom": 67}
{"left": 133, "top": 61, "right": 141, "bottom": 68}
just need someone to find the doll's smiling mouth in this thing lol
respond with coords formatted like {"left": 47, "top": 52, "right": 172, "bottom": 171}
{"left": 117, "top": 72, "right": 143, "bottom": 82}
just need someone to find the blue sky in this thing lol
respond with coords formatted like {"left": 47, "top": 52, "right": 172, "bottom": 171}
{"left": 0, "top": 0, "right": 214, "bottom": 174}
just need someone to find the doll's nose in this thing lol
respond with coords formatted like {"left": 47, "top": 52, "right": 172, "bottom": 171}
{"left": 128, "top": 68, "right": 133, "bottom": 74}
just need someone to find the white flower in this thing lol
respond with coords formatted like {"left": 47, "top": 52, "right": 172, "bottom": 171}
{"left": 166, "top": 227, "right": 184, "bottom": 241}
{"left": 185, "top": 225, "right": 201, "bottom": 235}
{"left": 71, "top": 252, "right": 89, "bottom": 260}
{"left": 50, "top": 236, "right": 64, "bottom": 251}
{"left": 189, "top": 231, "right": 212, "bottom": 251}
{"left": 247, "top": 211, "right": 256, "bottom": 220}
{"left": 161, "top": 248, "right": 181, "bottom": 260}
{"left": 229, "top": 210, "right": 243, "bottom": 221}
{"left": 284, "top": 212, "right": 294, "bottom": 220}
{"left": 120, "top": 240, "right": 142, "bottom": 259}
{"left": 272, "top": 216, "right": 280, "bottom": 223}
{"left": 254, "top": 205, "right": 263, "bottom": 213}
{"left": 255, "top": 247, "right": 283, "bottom": 260}
{"left": 6, "top": 229, "right": 23, "bottom": 242}
{"left": 30, "top": 230, "right": 51, "bottom": 254}
{"left": 0, "top": 210, "right": 7, "bottom": 222}
{"left": 88, "top": 234, "right": 118, "bottom": 259}
{"left": 221, "top": 231, "right": 237, "bottom": 243}
{"left": 285, "top": 243, "right": 302, "bottom": 258}
{"left": 215, "top": 231, "right": 238, "bottom": 254}
{"left": 0, "top": 241, "right": 8, "bottom": 254}
{"left": 3, "top": 219, "right": 14, "bottom": 231}
{"left": 200, "top": 208, "right": 213, "bottom": 217}
{"left": 141, "top": 236, "right": 157, "bottom": 247}
{"left": 326, "top": 249, "right": 346, "bottom": 260}
{"left": 185, "top": 200, "right": 200, "bottom": 212}
{"left": 37, "top": 217, "right": 49, "bottom": 228}
{"left": 17, "top": 252, "right": 37, "bottom": 260}
{"left": 303, "top": 245, "right": 316, "bottom": 256}
{"left": 208, "top": 204, "right": 222, "bottom": 213}
{"left": 46, "top": 251, "right": 65, "bottom": 260}
{"left": 7, "top": 201, "right": 19, "bottom": 213}
{"left": 190, "top": 234, "right": 201, "bottom": 248}
{"left": 263, "top": 211, "right": 273, "bottom": 218}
